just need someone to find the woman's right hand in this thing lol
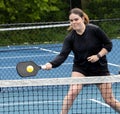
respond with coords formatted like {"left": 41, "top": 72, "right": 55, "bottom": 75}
{"left": 43, "top": 63, "right": 52, "bottom": 70}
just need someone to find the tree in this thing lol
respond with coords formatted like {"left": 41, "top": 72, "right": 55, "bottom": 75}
{"left": 84, "top": 0, "right": 120, "bottom": 19}
{"left": 69, "top": 0, "right": 82, "bottom": 9}
{"left": 0, "top": 0, "right": 68, "bottom": 24}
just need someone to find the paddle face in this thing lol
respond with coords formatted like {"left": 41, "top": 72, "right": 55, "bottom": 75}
{"left": 16, "top": 61, "right": 41, "bottom": 77}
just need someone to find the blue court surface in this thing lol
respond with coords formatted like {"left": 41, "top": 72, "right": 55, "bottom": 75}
{"left": 0, "top": 39, "right": 120, "bottom": 114}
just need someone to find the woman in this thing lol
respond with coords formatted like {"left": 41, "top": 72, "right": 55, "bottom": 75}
{"left": 43, "top": 8, "right": 120, "bottom": 114}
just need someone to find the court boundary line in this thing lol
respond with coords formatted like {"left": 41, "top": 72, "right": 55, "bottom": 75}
{"left": 0, "top": 97, "right": 111, "bottom": 108}
{"left": 1, "top": 47, "right": 120, "bottom": 68}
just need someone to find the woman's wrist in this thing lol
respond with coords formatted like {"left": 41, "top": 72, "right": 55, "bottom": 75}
{"left": 97, "top": 53, "right": 101, "bottom": 59}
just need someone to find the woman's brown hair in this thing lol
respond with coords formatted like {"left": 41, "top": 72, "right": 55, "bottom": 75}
{"left": 68, "top": 8, "right": 89, "bottom": 30}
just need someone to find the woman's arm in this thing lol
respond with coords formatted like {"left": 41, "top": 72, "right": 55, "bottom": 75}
{"left": 44, "top": 34, "right": 73, "bottom": 69}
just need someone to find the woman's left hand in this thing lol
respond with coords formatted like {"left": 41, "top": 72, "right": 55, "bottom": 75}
{"left": 87, "top": 55, "right": 99, "bottom": 63}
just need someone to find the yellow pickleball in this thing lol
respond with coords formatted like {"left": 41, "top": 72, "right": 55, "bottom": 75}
{"left": 26, "top": 65, "right": 34, "bottom": 73}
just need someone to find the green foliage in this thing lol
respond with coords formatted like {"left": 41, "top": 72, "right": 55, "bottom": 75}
{"left": 85, "top": 0, "right": 120, "bottom": 19}
{"left": 84, "top": 0, "right": 120, "bottom": 39}
{"left": 0, "top": 0, "right": 120, "bottom": 23}
{"left": 0, "top": 27, "right": 68, "bottom": 46}
{"left": 0, "top": 0, "right": 69, "bottom": 23}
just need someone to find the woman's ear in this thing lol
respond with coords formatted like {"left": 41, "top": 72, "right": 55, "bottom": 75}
{"left": 81, "top": 16, "right": 85, "bottom": 22}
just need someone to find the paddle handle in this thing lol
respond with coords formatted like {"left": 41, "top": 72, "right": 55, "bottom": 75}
{"left": 40, "top": 65, "right": 46, "bottom": 69}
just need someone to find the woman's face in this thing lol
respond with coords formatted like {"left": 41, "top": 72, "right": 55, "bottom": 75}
{"left": 69, "top": 13, "right": 85, "bottom": 31}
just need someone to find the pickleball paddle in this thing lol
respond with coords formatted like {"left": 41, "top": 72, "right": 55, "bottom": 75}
{"left": 16, "top": 61, "right": 46, "bottom": 77}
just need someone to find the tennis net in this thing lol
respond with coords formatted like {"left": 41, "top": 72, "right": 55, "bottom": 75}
{"left": 0, "top": 75, "right": 120, "bottom": 114}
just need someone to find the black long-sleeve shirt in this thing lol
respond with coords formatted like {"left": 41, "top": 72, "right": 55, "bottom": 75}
{"left": 50, "top": 24, "right": 112, "bottom": 68}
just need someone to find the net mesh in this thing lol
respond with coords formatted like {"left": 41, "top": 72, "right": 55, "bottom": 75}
{"left": 0, "top": 76, "right": 120, "bottom": 114}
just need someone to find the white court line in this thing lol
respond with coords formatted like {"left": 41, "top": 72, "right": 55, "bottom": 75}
{"left": 0, "top": 47, "right": 120, "bottom": 69}
{"left": 108, "top": 63, "right": 120, "bottom": 68}
{"left": 77, "top": 98, "right": 110, "bottom": 108}
{"left": 40, "top": 48, "right": 120, "bottom": 68}
{"left": 40, "top": 48, "right": 73, "bottom": 57}
{"left": 0, "top": 63, "right": 73, "bottom": 69}
{"left": 88, "top": 99, "right": 110, "bottom": 107}
{"left": 0, "top": 66, "right": 16, "bottom": 69}
{"left": 0, "top": 100, "right": 62, "bottom": 107}
{"left": 0, "top": 98, "right": 112, "bottom": 108}
{"left": 0, "top": 54, "right": 55, "bottom": 59}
